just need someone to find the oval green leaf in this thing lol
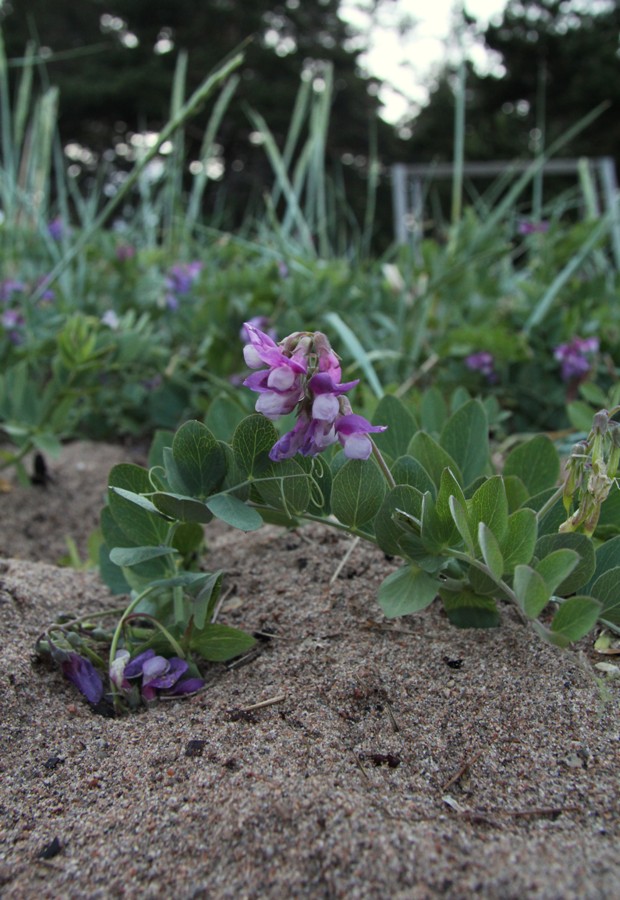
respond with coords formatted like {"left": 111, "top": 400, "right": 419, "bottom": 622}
{"left": 331, "top": 458, "right": 386, "bottom": 528}
{"left": 378, "top": 564, "right": 439, "bottom": 618}
{"left": 550, "top": 596, "right": 602, "bottom": 642}
{"left": 206, "top": 493, "right": 263, "bottom": 531}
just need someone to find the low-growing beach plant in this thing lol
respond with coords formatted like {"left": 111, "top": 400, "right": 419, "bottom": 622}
{"left": 38, "top": 324, "right": 620, "bottom": 713}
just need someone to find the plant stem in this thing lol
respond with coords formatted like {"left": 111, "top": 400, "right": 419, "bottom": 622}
{"left": 124, "top": 613, "right": 185, "bottom": 658}
{"left": 448, "top": 548, "right": 528, "bottom": 624}
{"left": 108, "top": 584, "right": 160, "bottom": 703}
{"left": 371, "top": 438, "right": 395, "bottom": 489}
{"left": 535, "top": 485, "right": 564, "bottom": 520}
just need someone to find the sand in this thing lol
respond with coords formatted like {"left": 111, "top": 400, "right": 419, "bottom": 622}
{"left": 0, "top": 442, "right": 618, "bottom": 898}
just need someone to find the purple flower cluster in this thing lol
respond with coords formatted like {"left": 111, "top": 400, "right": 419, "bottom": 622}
{"left": 165, "top": 262, "right": 203, "bottom": 310}
{"left": 240, "top": 316, "right": 277, "bottom": 344}
{"left": 47, "top": 217, "right": 66, "bottom": 241}
{"left": 116, "top": 244, "right": 136, "bottom": 262}
{"left": 0, "top": 279, "right": 26, "bottom": 303}
{"left": 242, "top": 323, "right": 386, "bottom": 461}
{"left": 1, "top": 308, "right": 25, "bottom": 344}
{"left": 554, "top": 336, "right": 599, "bottom": 383}
{"left": 111, "top": 649, "right": 204, "bottom": 701}
{"left": 465, "top": 351, "right": 497, "bottom": 384}
{"left": 517, "top": 219, "right": 550, "bottom": 236}
{"left": 60, "top": 649, "right": 203, "bottom": 707}
{"left": 1, "top": 277, "right": 54, "bottom": 344}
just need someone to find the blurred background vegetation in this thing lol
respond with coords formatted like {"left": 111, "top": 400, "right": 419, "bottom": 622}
{"left": 0, "top": 0, "right": 618, "bottom": 471}
{"left": 2, "top": 0, "right": 618, "bottom": 247}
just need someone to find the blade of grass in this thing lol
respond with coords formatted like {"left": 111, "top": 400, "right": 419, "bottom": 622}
{"left": 29, "top": 46, "right": 247, "bottom": 303}
{"left": 185, "top": 73, "right": 239, "bottom": 234}
{"left": 245, "top": 106, "right": 315, "bottom": 255}
{"left": 324, "top": 312, "right": 384, "bottom": 399}
{"left": 524, "top": 213, "right": 610, "bottom": 331}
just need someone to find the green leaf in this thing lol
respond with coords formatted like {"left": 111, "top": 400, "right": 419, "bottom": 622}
{"left": 584, "top": 535, "right": 620, "bottom": 593}
{"left": 378, "top": 564, "right": 439, "bottom": 618}
{"left": 109, "top": 486, "right": 162, "bottom": 516}
{"left": 503, "top": 435, "right": 560, "bottom": 496}
{"left": 32, "top": 432, "right": 62, "bottom": 457}
{"left": 205, "top": 394, "right": 247, "bottom": 441}
{"left": 98, "top": 537, "right": 131, "bottom": 595}
{"left": 550, "top": 596, "right": 602, "bottom": 642}
{"left": 469, "top": 476, "right": 509, "bottom": 544}
{"left": 254, "top": 459, "right": 311, "bottom": 516}
{"left": 162, "top": 446, "right": 189, "bottom": 494}
{"left": 596, "top": 483, "right": 620, "bottom": 537}
{"left": 149, "top": 573, "right": 212, "bottom": 590}
{"left": 567, "top": 400, "right": 598, "bottom": 433}
{"left": 151, "top": 492, "right": 213, "bottom": 523}
{"left": 372, "top": 395, "right": 418, "bottom": 459}
{"left": 440, "top": 400, "right": 490, "bottom": 487}
{"left": 206, "top": 493, "right": 263, "bottom": 531}
{"left": 109, "top": 462, "right": 152, "bottom": 495}
{"left": 500, "top": 508, "right": 538, "bottom": 572}
{"left": 526, "top": 487, "right": 566, "bottom": 536}
{"left": 478, "top": 522, "right": 504, "bottom": 581}
{"left": 531, "top": 620, "right": 571, "bottom": 649}
{"left": 172, "top": 420, "right": 226, "bottom": 498}
{"left": 172, "top": 523, "right": 204, "bottom": 560}
{"left": 374, "top": 485, "right": 424, "bottom": 557}
{"left": 192, "top": 571, "right": 224, "bottom": 630}
{"left": 436, "top": 468, "right": 467, "bottom": 528}
{"left": 148, "top": 430, "right": 175, "bottom": 469}
{"left": 448, "top": 496, "right": 475, "bottom": 554}
{"left": 419, "top": 386, "right": 447, "bottom": 434}
{"left": 190, "top": 623, "right": 256, "bottom": 662}
{"left": 420, "top": 488, "right": 458, "bottom": 552}
{"left": 579, "top": 382, "right": 608, "bottom": 407}
{"left": 590, "top": 568, "right": 620, "bottom": 625}
{"left": 535, "top": 549, "right": 580, "bottom": 595}
{"left": 390, "top": 455, "right": 436, "bottom": 496}
{"left": 108, "top": 464, "right": 170, "bottom": 547}
{"left": 439, "top": 588, "right": 500, "bottom": 628}
{"left": 504, "top": 475, "right": 530, "bottom": 513}
{"left": 109, "top": 545, "right": 178, "bottom": 567}
{"left": 231, "top": 414, "right": 279, "bottom": 479}
{"left": 408, "top": 432, "right": 462, "bottom": 489}
{"left": 331, "top": 458, "right": 386, "bottom": 528}
{"left": 513, "top": 565, "right": 551, "bottom": 618}
{"left": 535, "top": 533, "right": 596, "bottom": 595}
{"left": 469, "top": 565, "right": 503, "bottom": 597}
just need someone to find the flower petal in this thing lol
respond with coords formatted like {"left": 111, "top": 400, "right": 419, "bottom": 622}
{"left": 147, "top": 657, "right": 189, "bottom": 689}
{"left": 168, "top": 676, "right": 205, "bottom": 695}
{"left": 124, "top": 649, "right": 156, "bottom": 679}
{"left": 142, "top": 655, "right": 170, "bottom": 684}
{"left": 62, "top": 653, "right": 104, "bottom": 705}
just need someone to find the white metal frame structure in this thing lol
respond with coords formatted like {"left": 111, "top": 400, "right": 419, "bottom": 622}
{"left": 391, "top": 157, "right": 620, "bottom": 267}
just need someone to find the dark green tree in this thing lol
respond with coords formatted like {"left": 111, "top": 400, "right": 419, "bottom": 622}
{"left": 1, "top": 0, "right": 402, "bottom": 239}
{"left": 409, "top": 0, "right": 620, "bottom": 164}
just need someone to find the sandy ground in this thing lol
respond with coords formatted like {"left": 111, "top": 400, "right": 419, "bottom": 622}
{"left": 0, "top": 442, "right": 619, "bottom": 898}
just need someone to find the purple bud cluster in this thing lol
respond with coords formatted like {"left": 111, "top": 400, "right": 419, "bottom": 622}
{"left": 242, "top": 323, "right": 386, "bottom": 461}
{"left": 465, "top": 351, "right": 497, "bottom": 384}
{"left": 554, "top": 336, "right": 599, "bottom": 383}
{"left": 164, "top": 262, "right": 203, "bottom": 310}
{"left": 517, "top": 219, "right": 550, "bottom": 236}
{"left": 47, "top": 217, "right": 66, "bottom": 241}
